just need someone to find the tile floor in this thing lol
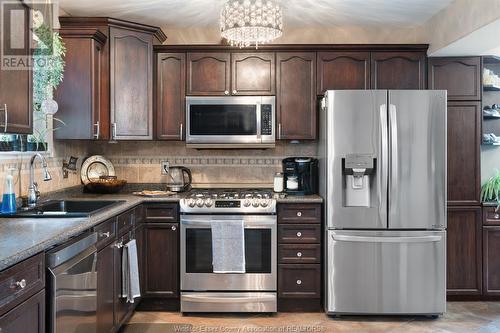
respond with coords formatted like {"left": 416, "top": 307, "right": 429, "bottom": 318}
{"left": 123, "top": 302, "right": 500, "bottom": 333}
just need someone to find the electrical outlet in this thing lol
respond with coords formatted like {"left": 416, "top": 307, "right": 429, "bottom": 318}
{"left": 161, "top": 160, "right": 169, "bottom": 175}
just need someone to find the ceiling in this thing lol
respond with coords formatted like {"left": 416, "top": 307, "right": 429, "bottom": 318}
{"left": 58, "top": 0, "right": 454, "bottom": 29}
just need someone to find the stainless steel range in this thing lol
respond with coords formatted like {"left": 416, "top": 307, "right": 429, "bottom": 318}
{"left": 180, "top": 189, "right": 277, "bottom": 313}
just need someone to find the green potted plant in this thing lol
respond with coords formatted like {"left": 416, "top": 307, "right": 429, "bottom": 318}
{"left": 481, "top": 170, "right": 500, "bottom": 210}
{"left": 0, "top": 135, "right": 13, "bottom": 152}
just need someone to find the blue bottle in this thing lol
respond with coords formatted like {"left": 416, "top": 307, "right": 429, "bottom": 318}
{"left": 1, "top": 171, "right": 17, "bottom": 214}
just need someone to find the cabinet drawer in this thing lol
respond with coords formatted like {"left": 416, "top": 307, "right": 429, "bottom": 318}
{"left": 278, "top": 204, "right": 321, "bottom": 224}
{"left": 135, "top": 205, "right": 145, "bottom": 224}
{"left": 279, "top": 224, "right": 321, "bottom": 244}
{"left": 0, "top": 253, "right": 45, "bottom": 315}
{"left": 484, "top": 206, "right": 500, "bottom": 226}
{"left": 278, "top": 264, "right": 321, "bottom": 298}
{"left": 279, "top": 244, "right": 320, "bottom": 264}
{"left": 117, "top": 209, "right": 135, "bottom": 235}
{"left": 94, "top": 218, "right": 116, "bottom": 249}
{"left": 144, "top": 204, "right": 179, "bottom": 223}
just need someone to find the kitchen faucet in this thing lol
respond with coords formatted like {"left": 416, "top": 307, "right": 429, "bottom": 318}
{"left": 28, "top": 153, "right": 52, "bottom": 207}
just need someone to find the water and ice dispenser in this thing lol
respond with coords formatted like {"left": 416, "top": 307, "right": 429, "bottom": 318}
{"left": 342, "top": 154, "right": 375, "bottom": 207}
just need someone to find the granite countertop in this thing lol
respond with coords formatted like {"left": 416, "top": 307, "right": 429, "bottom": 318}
{"left": 0, "top": 187, "right": 322, "bottom": 271}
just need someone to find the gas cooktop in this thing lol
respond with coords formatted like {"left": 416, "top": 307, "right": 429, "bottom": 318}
{"left": 180, "top": 188, "right": 276, "bottom": 214}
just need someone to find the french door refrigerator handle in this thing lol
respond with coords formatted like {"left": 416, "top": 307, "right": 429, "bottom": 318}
{"left": 331, "top": 234, "right": 442, "bottom": 243}
{"left": 389, "top": 104, "right": 398, "bottom": 217}
{"left": 379, "top": 104, "right": 389, "bottom": 226}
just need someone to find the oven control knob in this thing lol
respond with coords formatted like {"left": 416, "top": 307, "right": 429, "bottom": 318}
{"left": 260, "top": 199, "right": 270, "bottom": 208}
{"left": 243, "top": 199, "right": 251, "bottom": 207}
{"left": 252, "top": 199, "right": 260, "bottom": 207}
{"left": 188, "top": 199, "right": 196, "bottom": 208}
{"left": 196, "top": 198, "right": 204, "bottom": 207}
{"left": 204, "top": 199, "right": 214, "bottom": 207}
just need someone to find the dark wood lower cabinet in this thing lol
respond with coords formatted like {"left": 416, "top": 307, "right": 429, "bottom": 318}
{"left": 0, "top": 290, "right": 45, "bottom": 333}
{"left": 447, "top": 206, "right": 482, "bottom": 296}
{"left": 97, "top": 241, "right": 116, "bottom": 333}
{"left": 483, "top": 226, "right": 500, "bottom": 296}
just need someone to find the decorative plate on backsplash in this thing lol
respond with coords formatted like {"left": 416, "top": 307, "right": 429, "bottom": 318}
{"left": 81, "top": 155, "right": 116, "bottom": 185}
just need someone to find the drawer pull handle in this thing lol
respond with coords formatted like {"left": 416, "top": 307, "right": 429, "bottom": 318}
{"left": 296, "top": 212, "right": 302, "bottom": 217}
{"left": 296, "top": 252, "right": 302, "bottom": 257}
{"left": 171, "top": 225, "right": 177, "bottom": 231}
{"left": 495, "top": 214, "right": 499, "bottom": 219}
{"left": 99, "top": 231, "right": 110, "bottom": 238}
{"left": 296, "top": 279, "right": 302, "bottom": 285}
{"left": 15, "top": 279, "right": 27, "bottom": 289}
{"left": 296, "top": 232, "right": 302, "bottom": 237}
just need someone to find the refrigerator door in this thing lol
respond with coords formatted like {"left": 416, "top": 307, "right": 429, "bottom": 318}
{"left": 326, "top": 230, "right": 446, "bottom": 315}
{"left": 388, "top": 90, "right": 447, "bottom": 230}
{"left": 320, "top": 90, "right": 389, "bottom": 230}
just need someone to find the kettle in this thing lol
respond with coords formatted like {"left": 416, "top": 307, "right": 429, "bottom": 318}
{"left": 166, "top": 166, "right": 192, "bottom": 192}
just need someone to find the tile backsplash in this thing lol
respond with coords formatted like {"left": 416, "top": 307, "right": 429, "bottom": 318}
{"left": 87, "top": 141, "right": 318, "bottom": 188}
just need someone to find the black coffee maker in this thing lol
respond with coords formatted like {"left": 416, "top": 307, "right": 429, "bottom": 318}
{"left": 282, "top": 157, "right": 318, "bottom": 195}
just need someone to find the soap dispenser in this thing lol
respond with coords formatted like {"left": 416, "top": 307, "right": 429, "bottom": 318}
{"left": 1, "top": 168, "right": 17, "bottom": 214}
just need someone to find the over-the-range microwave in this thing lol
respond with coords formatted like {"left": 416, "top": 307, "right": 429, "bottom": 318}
{"left": 185, "top": 96, "right": 275, "bottom": 148}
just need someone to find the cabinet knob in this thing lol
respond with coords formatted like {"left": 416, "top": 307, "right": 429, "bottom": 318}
{"left": 172, "top": 225, "right": 177, "bottom": 231}
{"left": 296, "top": 252, "right": 302, "bottom": 257}
{"left": 296, "top": 279, "right": 302, "bottom": 285}
{"left": 15, "top": 279, "right": 26, "bottom": 289}
{"left": 296, "top": 231, "right": 302, "bottom": 237}
{"left": 232, "top": 90, "right": 237, "bottom": 94}
{"left": 296, "top": 211, "right": 302, "bottom": 217}
{"left": 99, "top": 231, "right": 110, "bottom": 238}
{"left": 224, "top": 90, "right": 229, "bottom": 95}
{"left": 495, "top": 214, "right": 499, "bottom": 219}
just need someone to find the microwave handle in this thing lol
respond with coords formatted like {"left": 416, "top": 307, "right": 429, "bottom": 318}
{"left": 256, "top": 102, "right": 262, "bottom": 139}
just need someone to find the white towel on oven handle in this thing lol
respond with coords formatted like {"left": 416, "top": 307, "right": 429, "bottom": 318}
{"left": 211, "top": 219, "right": 246, "bottom": 273}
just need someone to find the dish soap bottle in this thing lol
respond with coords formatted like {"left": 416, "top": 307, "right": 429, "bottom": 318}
{"left": 1, "top": 169, "right": 17, "bottom": 214}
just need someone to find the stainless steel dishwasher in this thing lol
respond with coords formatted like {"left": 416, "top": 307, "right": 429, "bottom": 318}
{"left": 47, "top": 232, "right": 98, "bottom": 333}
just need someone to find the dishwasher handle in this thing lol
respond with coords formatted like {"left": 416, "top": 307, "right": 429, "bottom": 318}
{"left": 47, "top": 233, "right": 98, "bottom": 268}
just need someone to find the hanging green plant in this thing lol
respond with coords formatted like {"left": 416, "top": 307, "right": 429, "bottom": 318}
{"left": 481, "top": 170, "right": 500, "bottom": 210}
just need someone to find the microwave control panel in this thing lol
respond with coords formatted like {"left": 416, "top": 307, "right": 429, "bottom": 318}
{"left": 261, "top": 104, "right": 273, "bottom": 135}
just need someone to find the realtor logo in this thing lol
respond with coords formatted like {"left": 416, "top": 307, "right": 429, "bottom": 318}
{"left": 1, "top": 0, "right": 56, "bottom": 70}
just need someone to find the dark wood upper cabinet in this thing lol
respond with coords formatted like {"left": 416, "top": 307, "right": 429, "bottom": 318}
{"left": 144, "top": 223, "right": 179, "bottom": 298}
{"left": 58, "top": 17, "right": 166, "bottom": 141}
{"left": 447, "top": 206, "right": 482, "bottom": 296}
{"left": 55, "top": 29, "right": 106, "bottom": 140}
{"left": 187, "top": 52, "right": 231, "bottom": 95}
{"left": 371, "top": 52, "right": 426, "bottom": 89}
{"left": 0, "top": 0, "right": 32, "bottom": 134}
{"left": 231, "top": 53, "right": 275, "bottom": 95}
{"left": 110, "top": 27, "right": 153, "bottom": 140}
{"left": 156, "top": 53, "right": 186, "bottom": 140}
{"left": 276, "top": 52, "right": 317, "bottom": 140}
{"left": 447, "top": 101, "right": 481, "bottom": 205}
{"left": 317, "top": 52, "right": 370, "bottom": 94}
{"left": 428, "top": 57, "right": 481, "bottom": 101}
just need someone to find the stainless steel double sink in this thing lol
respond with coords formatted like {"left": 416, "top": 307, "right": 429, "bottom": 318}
{"left": 2, "top": 200, "right": 125, "bottom": 218}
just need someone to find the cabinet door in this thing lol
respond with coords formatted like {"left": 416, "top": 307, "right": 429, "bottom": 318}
{"left": 0, "top": 290, "right": 45, "bottom": 333}
{"left": 110, "top": 27, "right": 153, "bottom": 140}
{"left": 156, "top": 53, "right": 186, "bottom": 140}
{"left": 447, "top": 101, "right": 481, "bottom": 205}
{"left": 371, "top": 52, "right": 426, "bottom": 89}
{"left": 483, "top": 226, "right": 500, "bottom": 295}
{"left": 0, "top": 1, "right": 32, "bottom": 134}
{"left": 55, "top": 36, "right": 103, "bottom": 140}
{"left": 113, "top": 233, "right": 130, "bottom": 328}
{"left": 135, "top": 225, "right": 145, "bottom": 295}
{"left": 276, "top": 52, "right": 317, "bottom": 140}
{"left": 97, "top": 242, "right": 115, "bottom": 333}
{"left": 447, "top": 207, "right": 482, "bottom": 295}
{"left": 144, "top": 224, "right": 179, "bottom": 298}
{"left": 187, "top": 53, "right": 230, "bottom": 95}
{"left": 231, "top": 53, "right": 275, "bottom": 95}
{"left": 317, "top": 52, "right": 370, "bottom": 94}
{"left": 428, "top": 57, "right": 481, "bottom": 101}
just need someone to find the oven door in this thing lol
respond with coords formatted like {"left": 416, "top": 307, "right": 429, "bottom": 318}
{"left": 185, "top": 96, "right": 275, "bottom": 146}
{"left": 180, "top": 215, "right": 277, "bottom": 291}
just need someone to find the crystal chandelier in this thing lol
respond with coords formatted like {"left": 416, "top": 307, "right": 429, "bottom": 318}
{"left": 220, "top": 0, "right": 283, "bottom": 48}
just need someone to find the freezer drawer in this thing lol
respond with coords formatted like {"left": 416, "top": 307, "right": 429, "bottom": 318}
{"left": 326, "top": 230, "right": 446, "bottom": 315}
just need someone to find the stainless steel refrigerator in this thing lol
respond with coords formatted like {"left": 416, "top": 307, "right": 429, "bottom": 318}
{"left": 319, "top": 90, "right": 447, "bottom": 316}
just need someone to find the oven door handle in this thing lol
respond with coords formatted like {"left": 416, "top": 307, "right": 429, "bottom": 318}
{"left": 181, "top": 219, "right": 276, "bottom": 227}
